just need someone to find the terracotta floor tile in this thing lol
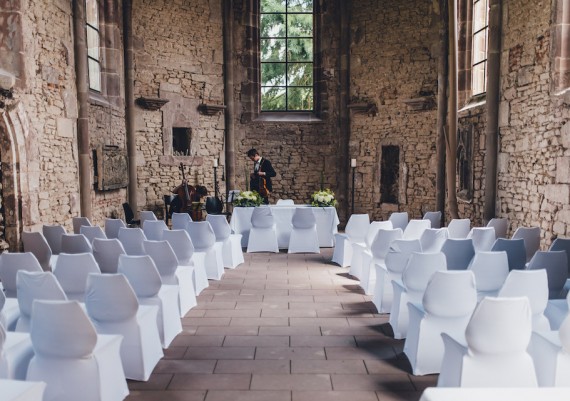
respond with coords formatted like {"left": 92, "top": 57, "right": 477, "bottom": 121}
{"left": 230, "top": 317, "right": 290, "bottom": 326}
{"left": 126, "top": 390, "right": 207, "bottom": 401}
{"left": 289, "top": 317, "right": 349, "bottom": 327}
{"left": 291, "top": 359, "right": 367, "bottom": 374}
{"left": 290, "top": 335, "right": 356, "bottom": 347}
{"left": 204, "top": 309, "right": 262, "bottom": 318}
{"left": 153, "top": 359, "right": 217, "bottom": 374}
{"left": 205, "top": 390, "right": 291, "bottom": 401}
{"left": 292, "top": 390, "right": 379, "bottom": 401}
{"left": 331, "top": 374, "right": 415, "bottom": 391}
{"left": 235, "top": 301, "right": 290, "bottom": 310}
{"left": 170, "top": 335, "right": 225, "bottom": 347}
{"left": 182, "top": 317, "right": 231, "bottom": 326}
{"left": 223, "top": 335, "right": 289, "bottom": 347}
{"left": 127, "top": 374, "right": 173, "bottom": 391}
{"left": 214, "top": 359, "right": 290, "bottom": 374}
{"left": 325, "top": 345, "right": 398, "bottom": 360}
{"left": 261, "top": 309, "right": 318, "bottom": 318}
{"left": 183, "top": 346, "right": 256, "bottom": 360}
{"left": 258, "top": 326, "right": 322, "bottom": 336}
{"left": 194, "top": 326, "right": 259, "bottom": 336}
{"left": 194, "top": 302, "right": 237, "bottom": 310}
{"left": 250, "top": 374, "right": 332, "bottom": 390}
{"left": 168, "top": 374, "right": 251, "bottom": 390}
{"left": 255, "top": 346, "right": 326, "bottom": 360}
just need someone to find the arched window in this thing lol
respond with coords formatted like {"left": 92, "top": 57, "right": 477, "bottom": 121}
{"left": 471, "top": 0, "right": 489, "bottom": 95}
{"left": 86, "top": 0, "right": 101, "bottom": 92}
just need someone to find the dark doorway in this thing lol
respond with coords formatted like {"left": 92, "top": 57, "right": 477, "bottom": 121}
{"left": 381, "top": 145, "right": 400, "bottom": 204}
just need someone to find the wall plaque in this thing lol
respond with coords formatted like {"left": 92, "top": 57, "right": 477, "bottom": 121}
{"left": 96, "top": 145, "right": 129, "bottom": 190}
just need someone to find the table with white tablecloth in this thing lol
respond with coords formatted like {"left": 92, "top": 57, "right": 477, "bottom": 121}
{"left": 230, "top": 205, "right": 339, "bottom": 248}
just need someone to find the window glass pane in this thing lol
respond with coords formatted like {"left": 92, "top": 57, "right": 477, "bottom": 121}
{"left": 287, "top": 38, "right": 312, "bottom": 62}
{"left": 86, "top": 0, "right": 98, "bottom": 26}
{"left": 88, "top": 59, "right": 101, "bottom": 92}
{"left": 472, "top": 0, "right": 488, "bottom": 32}
{"left": 261, "top": 38, "right": 286, "bottom": 61}
{"left": 472, "top": 29, "right": 487, "bottom": 64}
{"left": 87, "top": 26, "right": 100, "bottom": 60}
{"left": 261, "top": 13, "right": 286, "bottom": 37}
{"left": 287, "top": 0, "right": 313, "bottom": 12}
{"left": 287, "top": 13, "right": 313, "bottom": 37}
{"left": 261, "top": 86, "right": 286, "bottom": 110}
{"left": 287, "top": 87, "right": 313, "bottom": 110}
{"left": 261, "top": 0, "right": 286, "bottom": 13}
{"left": 287, "top": 63, "right": 312, "bottom": 86}
{"left": 261, "top": 63, "right": 286, "bottom": 86}
{"left": 472, "top": 62, "right": 486, "bottom": 95}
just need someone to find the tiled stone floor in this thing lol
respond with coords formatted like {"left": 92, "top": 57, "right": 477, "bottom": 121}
{"left": 126, "top": 249, "right": 437, "bottom": 401}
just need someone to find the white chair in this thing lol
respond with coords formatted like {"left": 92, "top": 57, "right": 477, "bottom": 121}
{"left": 466, "top": 227, "right": 496, "bottom": 252}
{"left": 0, "top": 289, "right": 20, "bottom": 331}
{"left": 85, "top": 273, "right": 163, "bottom": 381}
{"left": 487, "top": 217, "right": 509, "bottom": 239}
{"left": 512, "top": 226, "right": 541, "bottom": 263}
{"left": 247, "top": 207, "right": 279, "bottom": 253}
{"left": 118, "top": 255, "right": 182, "bottom": 348}
{"left": 80, "top": 225, "right": 107, "bottom": 244}
{"left": 143, "top": 240, "right": 197, "bottom": 316}
{"left": 187, "top": 221, "right": 225, "bottom": 280}
{"left": 72, "top": 217, "right": 92, "bottom": 234}
{"left": 53, "top": 253, "right": 101, "bottom": 302}
{"left": 530, "top": 313, "right": 570, "bottom": 387}
{"left": 420, "top": 228, "right": 448, "bottom": 253}
{"left": 527, "top": 251, "right": 568, "bottom": 299}
{"left": 142, "top": 220, "right": 168, "bottom": 241}
{"left": 0, "top": 253, "right": 43, "bottom": 298}
{"left": 163, "top": 229, "right": 208, "bottom": 295}
{"left": 42, "top": 225, "right": 66, "bottom": 255}
{"left": 545, "top": 292, "right": 570, "bottom": 331}
{"left": 390, "top": 251, "right": 447, "bottom": 339}
{"left": 405, "top": 270, "right": 477, "bottom": 375}
{"left": 15, "top": 271, "right": 67, "bottom": 332}
{"left": 550, "top": 238, "right": 570, "bottom": 274}
{"left": 287, "top": 208, "right": 320, "bottom": 254}
{"left": 22, "top": 231, "right": 55, "bottom": 272}
{"left": 468, "top": 251, "right": 510, "bottom": 301}
{"left": 276, "top": 199, "right": 294, "bottom": 206}
{"left": 92, "top": 238, "right": 126, "bottom": 274}
{"left": 447, "top": 219, "right": 471, "bottom": 239}
{"left": 171, "top": 212, "right": 192, "bottom": 230}
{"left": 207, "top": 214, "right": 245, "bottom": 267}
{"left": 438, "top": 296, "right": 537, "bottom": 387}
{"left": 498, "top": 269, "right": 550, "bottom": 331}
{"left": 423, "top": 211, "right": 442, "bottom": 229}
{"left": 0, "top": 314, "right": 34, "bottom": 380}
{"left": 359, "top": 225, "right": 399, "bottom": 295}
{"left": 60, "top": 234, "right": 92, "bottom": 254}
{"left": 104, "top": 218, "right": 126, "bottom": 239}
{"left": 350, "top": 221, "right": 392, "bottom": 279}
{"left": 441, "top": 238, "right": 475, "bottom": 270}
{"left": 491, "top": 238, "right": 527, "bottom": 271}
{"left": 118, "top": 227, "right": 147, "bottom": 256}
{"left": 26, "top": 300, "right": 129, "bottom": 401}
{"left": 389, "top": 211, "right": 409, "bottom": 231}
{"left": 139, "top": 211, "right": 157, "bottom": 228}
{"left": 402, "top": 219, "right": 431, "bottom": 240}
{"left": 331, "top": 213, "right": 370, "bottom": 267}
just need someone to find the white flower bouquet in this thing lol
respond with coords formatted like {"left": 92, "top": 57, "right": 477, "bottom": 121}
{"left": 233, "top": 190, "right": 263, "bottom": 207}
{"left": 310, "top": 189, "right": 337, "bottom": 207}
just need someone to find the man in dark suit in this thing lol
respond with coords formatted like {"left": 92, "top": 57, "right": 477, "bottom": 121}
{"left": 247, "top": 148, "right": 276, "bottom": 204}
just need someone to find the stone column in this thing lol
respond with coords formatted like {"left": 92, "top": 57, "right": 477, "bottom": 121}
{"left": 446, "top": 0, "right": 459, "bottom": 220}
{"left": 339, "top": 0, "right": 351, "bottom": 223}
{"left": 123, "top": 0, "right": 137, "bottom": 213}
{"left": 436, "top": 0, "right": 449, "bottom": 224}
{"left": 223, "top": 0, "right": 235, "bottom": 197}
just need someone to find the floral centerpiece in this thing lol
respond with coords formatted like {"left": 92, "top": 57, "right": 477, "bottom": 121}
{"left": 310, "top": 189, "right": 337, "bottom": 207}
{"left": 233, "top": 190, "right": 263, "bottom": 207}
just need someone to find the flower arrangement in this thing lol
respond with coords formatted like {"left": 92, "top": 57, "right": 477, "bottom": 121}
{"left": 311, "top": 189, "right": 337, "bottom": 207}
{"left": 233, "top": 190, "right": 263, "bottom": 207}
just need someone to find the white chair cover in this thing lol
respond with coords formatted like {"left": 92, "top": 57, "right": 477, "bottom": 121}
{"left": 22, "top": 231, "right": 53, "bottom": 272}
{"left": 207, "top": 215, "right": 245, "bottom": 267}
{"left": 15, "top": 271, "right": 67, "bottom": 332}
{"left": 405, "top": 270, "right": 477, "bottom": 375}
{"left": 360, "top": 226, "right": 400, "bottom": 295}
{"left": 92, "top": 238, "right": 126, "bottom": 274}
{"left": 247, "top": 207, "right": 279, "bottom": 253}
{"left": 402, "top": 219, "right": 431, "bottom": 240}
{"left": 53, "top": 253, "right": 101, "bottom": 302}
{"left": 499, "top": 269, "right": 550, "bottom": 331}
{"left": 85, "top": 274, "right": 163, "bottom": 381}
{"left": 0, "top": 289, "right": 20, "bottom": 332}
{"left": 0, "top": 253, "right": 43, "bottom": 298}
{"left": 171, "top": 212, "right": 192, "bottom": 230}
{"left": 512, "top": 226, "right": 541, "bottom": 262}
{"left": 142, "top": 220, "right": 168, "bottom": 241}
{"left": 423, "top": 211, "right": 442, "bottom": 229}
{"left": 104, "top": 218, "right": 126, "bottom": 239}
{"left": 467, "top": 251, "right": 509, "bottom": 301}
{"left": 550, "top": 238, "right": 570, "bottom": 275}
{"left": 441, "top": 238, "right": 475, "bottom": 270}
{"left": 80, "top": 225, "right": 107, "bottom": 244}
{"left": 420, "top": 228, "right": 448, "bottom": 253}
{"left": 60, "top": 234, "right": 92, "bottom": 254}
{"left": 118, "top": 227, "right": 147, "bottom": 256}
{"left": 527, "top": 250, "right": 568, "bottom": 299}
{"left": 139, "top": 211, "right": 157, "bottom": 228}
{"left": 544, "top": 292, "right": 570, "bottom": 331}
{"left": 491, "top": 238, "right": 527, "bottom": 271}
{"left": 389, "top": 212, "right": 409, "bottom": 231}
{"left": 288, "top": 208, "right": 320, "bottom": 254}
{"left": 486, "top": 217, "right": 509, "bottom": 239}
{"left": 350, "top": 221, "right": 392, "bottom": 279}
{"left": 276, "top": 199, "right": 294, "bottom": 206}
{"left": 118, "top": 255, "right": 182, "bottom": 348}
{"left": 72, "top": 217, "right": 92, "bottom": 234}
{"left": 27, "top": 300, "right": 129, "bottom": 400}
{"left": 467, "top": 227, "right": 496, "bottom": 252}
{"left": 0, "top": 315, "right": 34, "bottom": 380}
{"left": 187, "top": 221, "right": 225, "bottom": 280}
{"left": 42, "top": 225, "right": 66, "bottom": 255}
{"left": 438, "top": 297, "right": 537, "bottom": 387}
{"left": 447, "top": 219, "right": 471, "bottom": 239}
{"left": 331, "top": 214, "right": 370, "bottom": 267}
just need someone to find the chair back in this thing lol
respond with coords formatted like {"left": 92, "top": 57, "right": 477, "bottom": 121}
{"left": 104, "top": 218, "right": 126, "bottom": 239}
{"left": 402, "top": 252, "right": 447, "bottom": 297}
{"left": 291, "top": 208, "right": 317, "bottom": 229}
{"left": 207, "top": 214, "right": 232, "bottom": 240}
{"left": 250, "top": 207, "right": 275, "bottom": 229}
{"left": 423, "top": 211, "right": 442, "bottom": 229}
{"left": 85, "top": 273, "right": 138, "bottom": 322}
{"left": 550, "top": 237, "right": 570, "bottom": 275}
{"left": 0, "top": 252, "right": 43, "bottom": 297}
{"left": 499, "top": 269, "right": 548, "bottom": 326}
{"left": 276, "top": 199, "right": 294, "bottom": 206}
{"left": 560, "top": 313, "right": 570, "bottom": 353}
{"left": 365, "top": 221, "right": 392, "bottom": 248}
{"left": 527, "top": 250, "right": 568, "bottom": 299}
{"left": 80, "top": 225, "right": 107, "bottom": 243}
{"left": 490, "top": 238, "right": 527, "bottom": 271}
{"left": 171, "top": 212, "right": 192, "bottom": 230}
{"left": 162, "top": 229, "right": 194, "bottom": 265}
{"left": 468, "top": 251, "right": 509, "bottom": 293}
{"left": 140, "top": 211, "right": 158, "bottom": 228}
{"left": 17, "top": 271, "right": 67, "bottom": 323}
{"left": 423, "top": 270, "right": 477, "bottom": 318}
{"left": 486, "top": 217, "right": 508, "bottom": 238}
{"left": 118, "top": 254, "right": 162, "bottom": 298}
{"left": 420, "top": 228, "right": 448, "bottom": 253}
{"left": 42, "top": 224, "right": 66, "bottom": 255}
{"left": 512, "top": 226, "right": 541, "bottom": 262}
{"left": 370, "top": 228, "right": 403, "bottom": 260}
{"left": 22, "top": 231, "right": 52, "bottom": 271}
{"left": 72, "top": 217, "right": 92, "bottom": 234}
{"left": 122, "top": 202, "right": 139, "bottom": 225}
{"left": 118, "top": 227, "right": 147, "bottom": 255}
{"left": 143, "top": 240, "right": 179, "bottom": 283}
{"left": 447, "top": 219, "right": 471, "bottom": 239}
{"left": 61, "top": 234, "right": 92, "bottom": 254}
{"left": 92, "top": 238, "right": 126, "bottom": 273}
{"left": 53, "top": 253, "right": 101, "bottom": 301}
{"left": 402, "top": 219, "right": 431, "bottom": 240}
{"left": 186, "top": 221, "right": 216, "bottom": 251}
{"left": 143, "top": 220, "right": 168, "bottom": 241}
{"left": 385, "top": 239, "right": 422, "bottom": 275}
{"left": 388, "top": 212, "right": 408, "bottom": 231}
{"left": 467, "top": 227, "right": 496, "bottom": 252}
{"left": 441, "top": 238, "right": 475, "bottom": 270}
{"left": 345, "top": 214, "right": 370, "bottom": 243}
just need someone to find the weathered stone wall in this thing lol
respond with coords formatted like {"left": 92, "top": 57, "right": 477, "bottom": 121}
{"left": 132, "top": 0, "right": 225, "bottom": 214}
{"left": 349, "top": 0, "right": 440, "bottom": 221}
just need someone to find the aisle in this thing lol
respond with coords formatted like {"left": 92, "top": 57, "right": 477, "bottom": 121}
{"left": 126, "top": 249, "right": 435, "bottom": 401}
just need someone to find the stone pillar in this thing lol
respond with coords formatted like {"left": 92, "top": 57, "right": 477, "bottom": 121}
{"left": 339, "top": 0, "right": 351, "bottom": 223}
{"left": 436, "top": 0, "right": 449, "bottom": 224}
{"left": 223, "top": 0, "right": 235, "bottom": 197}
{"left": 123, "top": 0, "right": 137, "bottom": 213}
{"left": 446, "top": 0, "right": 459, "bottom": 220}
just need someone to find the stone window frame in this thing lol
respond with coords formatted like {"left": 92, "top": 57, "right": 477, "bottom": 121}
{"left": 86, "top": 0, "right": 102, "bottom": 92}
{"left": 552, "top": 0, "right": 570, "bottom": 94}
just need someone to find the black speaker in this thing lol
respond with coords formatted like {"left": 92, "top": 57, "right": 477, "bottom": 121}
{"left": 205, "top": 196, "right": 223, "bottom": 214}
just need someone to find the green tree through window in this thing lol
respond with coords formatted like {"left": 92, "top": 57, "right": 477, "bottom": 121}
{"left": 260, "top": 0, "right": 313, "bottom": 111}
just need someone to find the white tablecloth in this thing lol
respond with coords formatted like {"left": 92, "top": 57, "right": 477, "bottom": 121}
{"left": 230, "top": 205, "right": 339, "bottom": 248}
{"left": 0, "top": 380, "right": 46, "bottom": 401}
{"left": 419, "top": 387, "right": 570, "bottom": 401}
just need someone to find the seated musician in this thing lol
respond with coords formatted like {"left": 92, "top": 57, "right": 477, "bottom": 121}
{"left": 247, "top": 148, "right": 277, "bottom": 205}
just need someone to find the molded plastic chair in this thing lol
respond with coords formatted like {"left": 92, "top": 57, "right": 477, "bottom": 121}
{"left": 491, "top": 238, "right": 527, "bottom": 271}
{"left": 467, "top": 251, "right": 509, "bottom": 301}
{"left": 143, "top": 240, "right": 197, "bottom": 317}
{"left": 85, "top": 273, "right": 163, "bottom": 381}
{"left": 276, "top": 199, "right": 294, "bottom": 206}
{"left": 187, "top": 221, "right": 225, "bottom": 280}
{"left": 527, "top": 250, "right": 568, "bottom": 299}
{"left": 359, "top": 226, "right": 400, "bottom": 295}
{"left": 207, "top": 214, "right": 245, "bottom": 267}
{"left": 142, "top": 220, "right": 168, "bottom": 241}
{"left": 512, "top": 226, "right": 541, "bottom": 263}
{"left": 467, "top": 227, "right": 496, "bottom": 252}
{"left": 390, "top": 251, "right": 447, "bottom": 339}
{"left": 0, "top": 288, "right": 20, "bottom": 331}
{"left": 402, "top": 219, "right": 431, "bottom": 240}
{"left": 0, "top": 253, "right": 43, "bottom": 298}
{"left": 0, "top": 321, "right": 34, "bottom": 380}
{"left": 80, "top": 225, "right": 107, "bottom": 244}
{"left": 350, "top": 220, "right": 391, "bottom": 279}
{"left": 405, "top": 270, "right": 477, "bottom": 375}
{"left": 139, "top": 211, "right": 157, "bottom": 228}
{"left": 42, "top": 224, "right": 66, "bottom": 255}
{"left": 389, "top": 211, "right": 409, "bottom": 231}
{"left": 498, "top": 269, "right": 550, "bottom": 331}
{"left": 423, "top": 211, "right": 442, "bottom": 229}
{"left": 287, "top": 208, "right": 320, "bottom": 254}
{"left": 60, "top": 234, "right": 92, "bottom": 254}
{"left": 247, "top": 207, "right": 279, "bottom": 253}
{"left": 440, "top": 238, "right": 475, "bottom": 270}
{"left": 171, "top": 212, "right": 192, "bottom": 230}
{"left": 420, "top": 228, "right": 448, "bottom": 253}
{"left": 53, "top": 253, "right": 101, "bottom": 302}
{"left": 446, "top": 219, "right": 471, "bottom": 239}
{"left": 104, "top": 218, "right": 126, "bottom": 239}
{"left": 544, "top": 292, "right": 570, "bottom": 331}
{"left": 118, "top": 227, "right": 147, "bottom": 256}
{"left": 437, "top": 297, "right": 537, "bottom": 388}
{"left": 26, "top": 300, "right": 129, "bottom": 400}
{"left": 118, "top": 255, "right": 182, "bottom": 348}
{"left": 550, "top": 238, "right": 570, "bottom": 275}
{"left": 530, "top": 313, "right": 570, "bottom": 386}
{"left": 22, "top": 231, "right": 54, "bottom": 272}
{"left": 486, "top": 217, "right": 509, "bottom": 239}
{"left": 331, "top": 214, "right": 370, "bottom": 267}
{"left": 72, "top": 217, "right": 92, "bottom": 234}
{"left": 15, "top": 271, "right": 67, "bottom": 332}
{"left": 92, "top": 238, "right": 126, "bottom": 274}
{"left": 163, "top": 229, "right": 208, "bottom": 295}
